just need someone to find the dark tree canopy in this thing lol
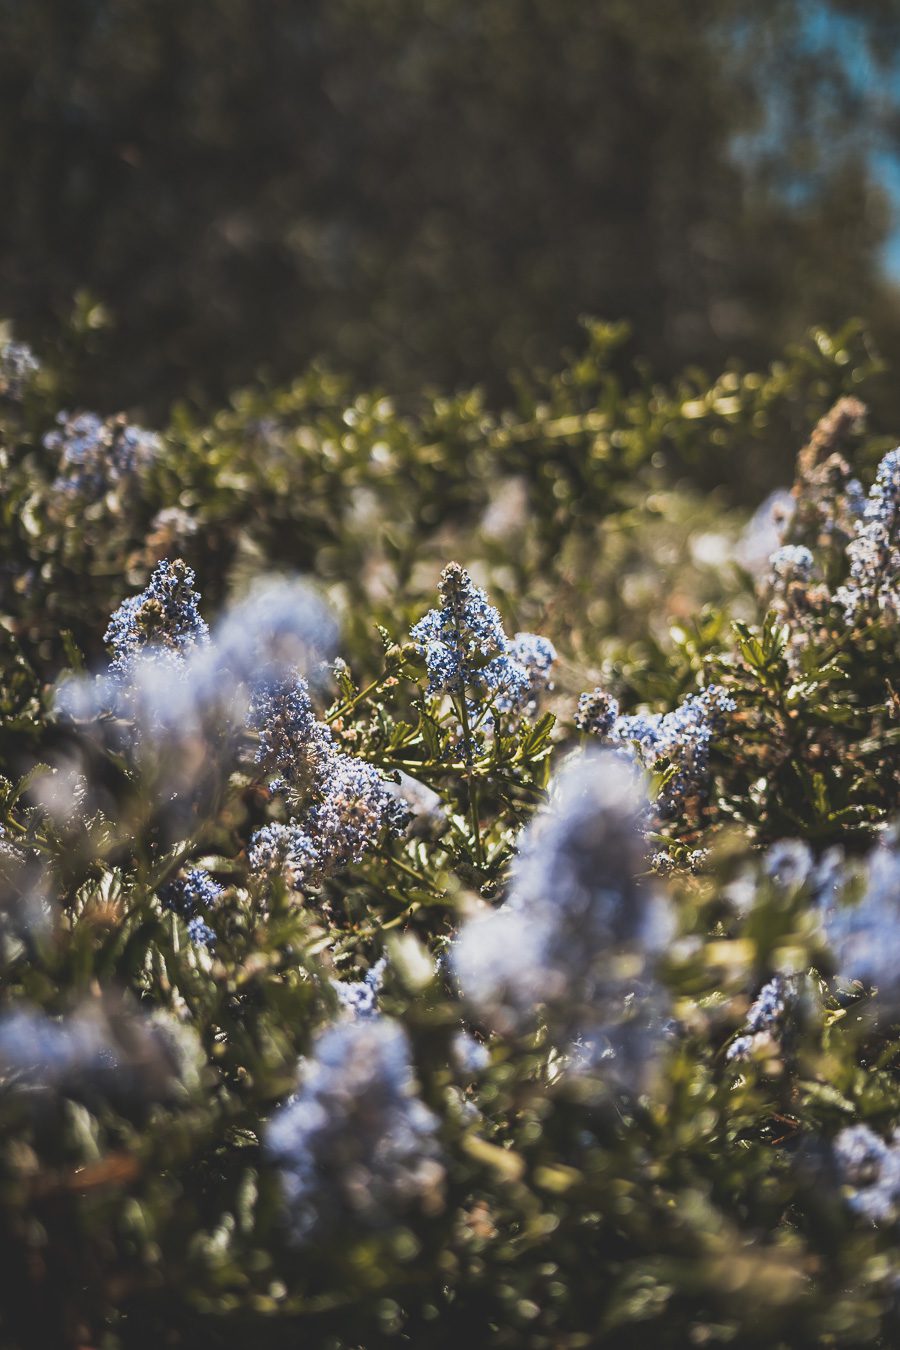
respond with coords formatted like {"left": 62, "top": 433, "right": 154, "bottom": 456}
{"left": 2, "top": 0, "right": 900, "bottom": 414}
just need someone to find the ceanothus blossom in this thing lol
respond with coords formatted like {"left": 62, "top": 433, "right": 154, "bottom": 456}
{"left": 410, "top": 563, "right": 555, "bottom": 716}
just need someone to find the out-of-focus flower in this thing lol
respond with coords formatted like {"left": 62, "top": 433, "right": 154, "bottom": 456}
{"left": 453, "top": 750, "right": 672, "bottom": 1085}
{"left": 834, "top": 1124, "right": 900, "bottom": 1224}
{"left": 821, "top": 835, "right": 900, "bottom": 1007}
{"left": 265, "top": 1018, "right": 444, "bottom": 1241}
{"left": 0, "top": 339, "right": 39, "bottom": 401}
{"left": 764, "top": 839, "right": 814, "bottom": 890}
{"left": 735, "top": 489, "right": 794, "bottom": 575}
{"left": 0, "top": 998, "right": 202, "bottom": 1106}
{"left": 46, "top": 411, "right": 159, "bottom": 499}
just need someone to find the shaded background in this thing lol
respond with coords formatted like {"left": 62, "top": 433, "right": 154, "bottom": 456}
{"left": 3, "top": 0, "right": 900, "bottom": 432}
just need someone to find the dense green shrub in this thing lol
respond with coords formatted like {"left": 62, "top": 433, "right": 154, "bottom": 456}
{"left": 0, "top": 322, "right": 898, "bottom": 1348}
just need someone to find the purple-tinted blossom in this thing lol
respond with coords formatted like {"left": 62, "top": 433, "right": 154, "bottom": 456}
{"left": 834, "top": 1124, "right": 900, "bottom": 1224}
{"left": 249, "top": 675, "right": 334, "bottom": 795}
{"left": 453, "top": 751, "right": 672, "bottom": 1084}
{"left": 265, "top": 1018, "right": 443, "bottom": 1241}
{"left": 305, "top": 753, "right": 407, "bottom": 874}
{"left": 105, "top": 558, "right": 209, "bottom": 681}
{"left": 248, "top": 748, "right": 406, "bottom": 893}
{"left": 411, "top": 563, "right": 508, "bottom": 697}
{"left": 248, "top": 823, "right": 320, "bottom": 891}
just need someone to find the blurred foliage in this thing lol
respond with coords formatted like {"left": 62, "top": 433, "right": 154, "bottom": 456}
{"left": 1, "top": 315, "right": 884, "bottom": 685}
{"left": 3, "top": 0, "right": 900, "bottom": 481}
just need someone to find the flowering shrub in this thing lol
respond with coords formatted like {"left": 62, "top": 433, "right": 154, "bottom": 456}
{"left": 0, "top": 322, "right": 899, "bottom": 1347}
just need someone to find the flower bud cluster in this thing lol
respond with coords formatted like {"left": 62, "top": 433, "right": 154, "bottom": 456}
{"left": 410, "top": 563, "right": 555, "bottom": 716}
{"left": 248, "top": 679, "right": 407, "bottom": 894}
{"left": 104, "top": 558, "right": 209, "bottom": 681}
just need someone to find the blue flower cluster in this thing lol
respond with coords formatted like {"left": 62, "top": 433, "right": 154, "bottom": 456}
{"left": 247, "top": 629, "right": 409, "bottom": 894}
{"left": 0, "top": 338, "right": 39, "bottom": 401}
{"left": 248, "top": 823, "right": 321, "bottom": 891}
{"left": 45, "top": 411, "right": 160, "bottom": 499}
{"left": 836, "top": 447, "right": 900, "bottom": 623}
{"left": 104, "top": 559, "right": 210, "bottom": 681}
{"left": 833, "top": 1124, "right": 900, "bottom": 1224}
{"left": 331, "top": 957, "right": 386, "bottom": 1019}
{"left": 726, "top": 975, "right": 794, "bottom": 1062}
{"left": 453, "top": 751, "right": 671, "bottom": 1083}
{"left": 0, "top": 1006, "right": 115, "bottom": 1092}
{"left": 502, "top": 631, "right": 557, "bottom": 713}
{"left": 764, "top": 839, "right": 816, "bottom": 890}
{"left": 769, "top": 544, "right": 814, "bottom": 584}
{"left": 410, "top": 563, "right": 555, "bottom": 715}
{"left": 248, "top": 750, "right": 407, "bottom": 893}
{"left": 160, "top": 867, "right": 224, "bottom": 947}
{"left": 579, "top": 684, "right": 735, "bottom": 819}
{"left": 265, "top": 1018, "right": 443, "bottom": 1241}
{"left": 248, "top": 676, "right": 333, "bottom": 795}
